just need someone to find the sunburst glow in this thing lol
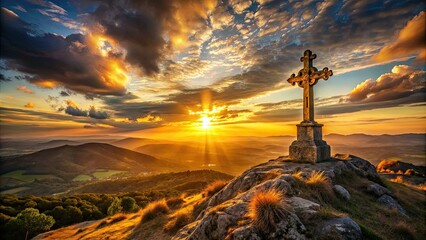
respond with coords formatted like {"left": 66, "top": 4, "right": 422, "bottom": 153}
{"left": 201, "top": 116, "right": 211, "bottom": 129}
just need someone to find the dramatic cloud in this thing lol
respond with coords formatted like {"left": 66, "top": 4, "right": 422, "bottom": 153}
{"left": 82, "top": 0, "right": 218, "bottom": 75}
{"left": 373, "top": 11, "right": 426, "bottom": 63}
{"left": 345, "top": 65, "right": 426, "bottom": 103}
{"left": 1, "top": 7, "right": 128, "bottom": 96}
{"left": 16, "top": 86, "right": 33, "bottom": 94}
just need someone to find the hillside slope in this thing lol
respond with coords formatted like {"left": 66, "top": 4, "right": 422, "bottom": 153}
{"left": 34, "top": 154, "right": 425, "bottom": 240}
{"left": 69, "top": 170, "right": 233, "bottom": 194}
{"left": 0, "top": 143, "right": 184, "bottom": 181}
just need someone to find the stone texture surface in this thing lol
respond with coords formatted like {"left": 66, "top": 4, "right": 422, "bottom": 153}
{"left": 333, "top": 185, "right": 351, "bottom": 201}
{"left": 315, "top": 217, "right": 363, "bottom": 240}
{"left": 289, "top": 122, "right": 331, "bottom": 163}
{"left": 367, "top": 182, "right": 392, "bottom": 197}
{"left": 377, "top": 194, "right": 406, "bottom": 215}
{"left": 173, "top": 154, "right": 388, "bottom": 240}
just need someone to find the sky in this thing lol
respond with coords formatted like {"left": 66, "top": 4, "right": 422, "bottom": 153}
{"left": 0, "top": 0, "right": 425, "bottom": 140}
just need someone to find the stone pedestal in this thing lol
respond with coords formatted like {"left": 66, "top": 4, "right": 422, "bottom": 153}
{"left": 289, "top": 121, "right": 330, "bottom": 163}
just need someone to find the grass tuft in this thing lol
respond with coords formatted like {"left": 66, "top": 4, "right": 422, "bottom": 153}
{"left": 140, "top": 199, "right": 169, "bottom": 223}
{"left": 164, "top": 207, "right": 193, "bottom": 233}
{"left": 292, "top": 171, "right": 304, "bottom": 181}
{"left": 305, "top": 170, "right": 329, "bottom": 186}
{"left": 203, "top": 180, "right": 228, "bottom": 197}
{"left": 248, "top": 189, "right": 288, "bottom": 233}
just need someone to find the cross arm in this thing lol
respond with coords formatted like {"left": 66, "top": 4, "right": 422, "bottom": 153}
{"left": 308, "top": 67, "right": 333, "bottom": 86}
{"left": 287, "top": 70, "right": 306, "bottom": 87}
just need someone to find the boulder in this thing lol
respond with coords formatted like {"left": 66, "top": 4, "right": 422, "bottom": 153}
{"left": 316, "top": 217, "right": 362, "bottom": 240}
{"left": 333, "top": 185, "right": 351, "bottom": 201}
{"left": 287, "top": 197, "right": 320, "bottom": 220}
{"left": 366, "top": 182, "right": 391, "bottom": 197}
{"left": 377, "top": 194, "right": 406, "bottom": 215}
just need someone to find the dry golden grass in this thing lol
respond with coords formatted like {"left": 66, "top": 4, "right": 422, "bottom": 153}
{"left": 203, "top": 180, "right": 228, "bottom": 197}
{"left": 164, "top": 207, "right": 193, "bottom": 233}
{"left": 390, "top": 176, "right": 426, "bottom": 191}
{"left": 166, "top": 196, "right": 185, "bottom": 209}
{"left": 262, "top": 170, "right": 281, "bottom": 182}
{"left": 109, "top": 214, "right": 127, "bottom": 224}
{"left": 292, "top": 171, "right": 304, "bottom": 181}
{"left": 140, "top": 200, "right": 170, "bottom": 223}
{"left": 305, "top": 170, "right": 329, "bottom": 186}
{"left": 247, "top": 189, "right": 288, "bottom": 233}
{"left": 376, "top": 159, "right": 398, "bottom": 173}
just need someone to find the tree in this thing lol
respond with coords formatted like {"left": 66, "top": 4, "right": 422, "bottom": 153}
{"left": 63, "top": 206, "right": 83, "bottom": 225}
{"left": 6, "top": 208, "right": 55, "bottom": 239}
{"left": 107, "top": 197, "right": 122, "bottom": 216}
{"left": 121, "top": 197, "right": 138, "bottom": 213}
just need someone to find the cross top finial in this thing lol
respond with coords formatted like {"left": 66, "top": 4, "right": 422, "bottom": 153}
{"left": 301, "top": 50, "right": 316, "bottom": 70}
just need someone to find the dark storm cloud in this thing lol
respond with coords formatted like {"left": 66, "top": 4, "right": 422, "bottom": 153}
{"left": 0, "top": 106, "right": 161, "bottom": 131}
{"left": 84, "top": 0, "right": 165, "bottom": 74}
{"left": 88, "top": 106, "right": 109, "bottom": 119}
{"left": 102, "top": 93, "right": 188, "bottom": 122}
{"left": 64, "top": 105, "right": 87, "bottom": 117}
{"left": 0, "top": 74, "right": 11, "bottom": 81}
{"left": 0, "top": 7, "right": 127, "bottom": 96}
{"left": 81, "top": 0, "right": 217, "bottom": 75}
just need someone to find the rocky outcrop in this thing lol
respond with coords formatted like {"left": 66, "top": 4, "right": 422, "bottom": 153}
{"left": 173, "top": 154, "right": 404, "bottom": 240}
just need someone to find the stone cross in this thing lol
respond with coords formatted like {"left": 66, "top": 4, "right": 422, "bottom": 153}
{"left": 287, "top": 50, "right": 332, "bottom": 163}
{"left": 287, "top": 50, "right": 333, "bottom": 122}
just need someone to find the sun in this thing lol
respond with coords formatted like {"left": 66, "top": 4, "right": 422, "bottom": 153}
{"left": 201, "top": 116, "right": 211, "bottom": 129}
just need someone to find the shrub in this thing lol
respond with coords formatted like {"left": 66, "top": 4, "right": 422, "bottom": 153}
{"left": 305, "top": 170, "right": 329, "bottom": 187}
{"left": 140, "top": 200, "right": 169, "bottom": 223}
{"left": 166, "top": 196, "right": 185, "bottom": 209}
{"left": 24, "top": 200, "right": 37, "bottom": 208}
{"left": 164, "top": 207, "right": 192, "bottom": 233}
{"left": 203, "top": 180, "right": 228, "bottom": 197}
{"left": 121, "top": 197, "right": 138, "bottom": 213}
{"left": 248, "top": 189, "right": 288, "bottom": 233}
{"left": 5, "top": 208, "right": 55, "bottom": 239}
{"left": 107, "top": 197, "right": 122, "bottom": 216}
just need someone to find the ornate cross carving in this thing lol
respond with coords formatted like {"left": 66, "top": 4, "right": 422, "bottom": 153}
{"left": 287, "top": 50, "right": 333, "bottom": 122}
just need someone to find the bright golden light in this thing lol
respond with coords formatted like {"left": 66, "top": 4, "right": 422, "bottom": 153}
{"left": 201, "top": 116, "right": 211, "bottom": 129}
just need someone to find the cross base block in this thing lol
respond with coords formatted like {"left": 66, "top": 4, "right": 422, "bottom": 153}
{"left": 289, "top": 121, "right": 330, "bottom": 163}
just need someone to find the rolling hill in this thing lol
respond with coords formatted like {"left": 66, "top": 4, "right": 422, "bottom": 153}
{"left": 0, "top": 143, "right": 186, "bottom": 181}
